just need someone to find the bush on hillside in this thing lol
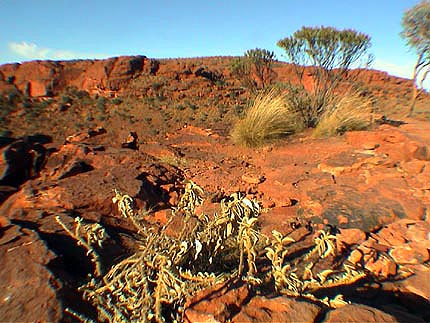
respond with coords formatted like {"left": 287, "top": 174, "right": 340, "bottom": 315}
{"left": 231, "top": 48, "right": 276, "bottom": 91}
{"left": 277, "top": 26, "right": 373, "bottom": 127}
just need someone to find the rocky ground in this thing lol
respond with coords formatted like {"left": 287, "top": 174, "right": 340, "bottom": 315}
{"left": 0, "top": 118, "right": 429, "bottom": 322}
{"left": 0, "top": 56, "right": 430, "bottom": 322}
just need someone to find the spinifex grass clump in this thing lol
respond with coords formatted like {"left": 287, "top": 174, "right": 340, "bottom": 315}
{"left": 313, "top": 91, "right": 374, "bottom": 138}
{"left": 231, "top": 89, "right": 303, "bottom": 148}
{"left": 62, "top": 180, "right": 376, "bottom": 323}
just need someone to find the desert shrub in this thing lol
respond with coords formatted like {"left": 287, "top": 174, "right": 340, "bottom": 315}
{"left": 230, "top": 48, "right": 276, "bottom": 91}
{"left": 233, "top": 104, "right": 245, "bottom": 117}
{"left": 401, "top": 0, "right": 430, "bottom": 116}
{"left": 231, "top": 57, "right": 255, "bottom": 90}
{"left": 188, "top": 103, "right": 198, "bottom": 111}
{"left": 62, "top": 182, "right": 371, "bottom": 323}
{"left": 194, "top": 67, "right": 225, "bottom": 84}
{"left": 6, "top": 89, "right": 21, "bottom": 105}
{"left": 277, "top": 26, "right": 372, "bottom": 127}
{"left": 112, "top": 97, "right": 123, "bottom": 105}
{"left": 61, "top": 95, "right": 73, "bottom": 104}
{"left": 96, "top": 97, "right": 108, "bottom": 111}
{"left": 313, "top": 91, "right": 373, "bottom": 138}
{"left": 231, "top": 89, "right": 303, "bottom": 147}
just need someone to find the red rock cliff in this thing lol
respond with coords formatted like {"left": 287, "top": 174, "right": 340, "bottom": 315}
{"left": 0, "top": 55, "right": 159, "bottom": 97}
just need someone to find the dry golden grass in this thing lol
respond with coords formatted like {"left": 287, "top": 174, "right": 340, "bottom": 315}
{"left": 313, "top": 91, "right": 374, "bottom": 138}
{"left": 231, "top": 89, "right": 303, "bottom": 147}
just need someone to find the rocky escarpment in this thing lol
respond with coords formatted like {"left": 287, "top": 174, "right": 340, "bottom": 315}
{"left": 0, "top": 55, "right": 416, "bottom": 101}
{"left": 0, "top": 55, "right": 159, "bottom": 97}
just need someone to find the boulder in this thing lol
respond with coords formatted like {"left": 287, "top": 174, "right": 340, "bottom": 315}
{"left": 232, "top": 296, "right": 321, "bottom": 323}
{"left": 0, "top": 225, "right": 63, "bottom": 322}
{"left": 323, "top": 304, "right": 419, "bottom": 323}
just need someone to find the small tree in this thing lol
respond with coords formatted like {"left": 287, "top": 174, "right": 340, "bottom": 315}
{"left": 277, "top": 26, "right": 372, "bottom": 127}
{"left": 245, "top": 48, "right": 276, "bottom": 88}
{"left": 231, "top": 48, "right": 276, "bottom": 91}
{"left": 401, "top": 0, "right": 430, "bottom": 116}
{"left": 230, "top": 57, "right": 256, "bottom": 90}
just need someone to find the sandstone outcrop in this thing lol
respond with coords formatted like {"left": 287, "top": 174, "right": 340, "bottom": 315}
{"left": 0, "top": 55, "right": 153, "bottom": 97}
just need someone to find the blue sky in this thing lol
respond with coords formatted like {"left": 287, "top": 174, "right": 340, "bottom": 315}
{"left": 0, "top": 0, "right": 422, "bottom": 81}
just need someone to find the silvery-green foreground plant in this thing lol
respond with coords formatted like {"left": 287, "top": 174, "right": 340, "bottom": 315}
{"left": 62, "top": 180, "right": 380, "bottom": 323}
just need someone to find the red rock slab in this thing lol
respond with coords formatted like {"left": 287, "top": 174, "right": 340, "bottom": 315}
{"left": 185, "top": 282, "right": 250, "bottom": 323}
{"left": 389, "top": 244, "right": 430, "bottom": 265}
{"left": 0, "top": 226, "right": 62, "bottom": 322}
{"left": 337, "top": 228, "right": 366, "bottom": 246}
{"left": 399, "top": 265, "right": 430, "bottom": 302}
{"left": 323, "top": 304, "right": 406, "bottom": 323}
{"left": 231, "top": 296, "right": 321, "bottom": 323}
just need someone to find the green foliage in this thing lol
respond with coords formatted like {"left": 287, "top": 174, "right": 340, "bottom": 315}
{"left": 0, "top": 95, "right": 19, "bottom": 127}
{"left": 230, "top": 48, "right": 276, "bottom": 91}
{"left": 231, "top": 57, "right": 255, "bottom": 90}
{"left": 96, "top": 97, "right": 108, "bottom": 111}
{"left": 277, "top": 26, "right": 372, "bottom": 127}
{"left": 112, "top": 97, "right": 123, "bottom": 105}
{"left": 6, "top": 76, "right": 15, "bottom": 84}
{"left": 244, "top": 48, "right": 276, "bottom": 88}
{"left": 61, "top": 95, "right": 73, "bottom": 105}
{"left": 401, "top": 0, "right": 430, "bottom": 53}
{"left": 401, "top": 0, "right": 430, "bottom": 115}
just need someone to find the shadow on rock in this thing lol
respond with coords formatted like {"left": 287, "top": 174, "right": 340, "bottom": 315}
{"left": 0, "top": 134, "right": 52, "bottom": 190}
{"left": 136, "top": 163, "right": 184, "bottom": 210}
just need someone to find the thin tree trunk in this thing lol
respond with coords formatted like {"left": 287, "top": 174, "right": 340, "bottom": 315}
{"left": 409, "top": 53, "right": 425, "bottom": 117}
{"left": 409, "top": 85, "right": 419, "bottom": 117}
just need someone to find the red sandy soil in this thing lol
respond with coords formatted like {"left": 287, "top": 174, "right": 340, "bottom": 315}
{"left": 0, "top": 56, "right": 430, "bottom": 322}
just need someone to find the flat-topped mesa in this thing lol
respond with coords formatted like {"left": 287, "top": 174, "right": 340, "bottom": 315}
{"left": 0, "top": 55, "right": 160, "bottom": 97}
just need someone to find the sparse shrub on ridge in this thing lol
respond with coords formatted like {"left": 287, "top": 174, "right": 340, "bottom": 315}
{"left": 313, "top": 90, "right": 374, "bottom": 138}
{"left": 231, "top": 48, "right": 276, "bottom": 91}
{"left": 277, "top": 26, "right": 373, "bottom": 127}
{"left": 231, "top": 88, "right": 303, "bottom": 147}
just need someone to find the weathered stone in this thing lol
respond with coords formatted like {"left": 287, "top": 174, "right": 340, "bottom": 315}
{"left": 0, "top": 137, "right": 49, "bottom": 187}
{"left": 241, "top": 174, "right": 265, "bottom": 185}
{"left": 323, "top": 304, "right": 402, "bottom": 323}
{"left": 400, "top": 265, "right": 430, "bottom": 301}
{"left": 364, "top": 255, "right": 397, "bottom": 278}
{"left": 347, "top": 249, "right": 363, "bottom": 265}
{"left": 57, "top": 159, "right": 94, "bottom": 180}
{"left": 185, "top": 283, "right": 250, "bottom": 323}
{"left": 0, "top": 56, "right": 151, "bottom": 97}
{"left": 232, "top": 296, "right": 321, "bottom": 323}
{"left": 337, "top": 228, "right": 366, "bottom": 246}
{"left": 121, "top": 131, "right": 138, "bottom": 150}
{"left": 185, "top": 309, "right": 220, "bottom": 323}
{"left": 389, "top": 244, "right": 429, "bottom": 265}
{"left": 0, "top": 226, "right": 62, "bottom": 322}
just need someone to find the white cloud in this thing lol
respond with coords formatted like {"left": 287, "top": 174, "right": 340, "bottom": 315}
{"left": 8, "top": 41, "right": 107, "bottom": 61}
{"left": 8, "top": 41, "right": 50, "bottom": 59}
